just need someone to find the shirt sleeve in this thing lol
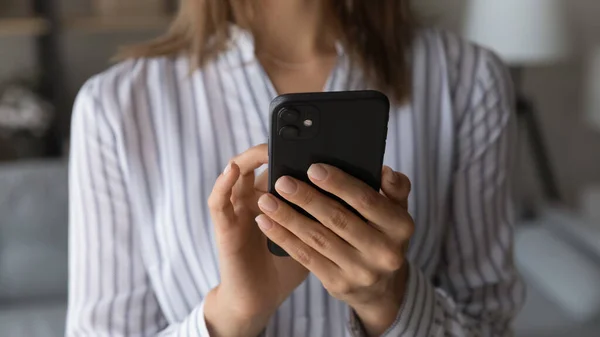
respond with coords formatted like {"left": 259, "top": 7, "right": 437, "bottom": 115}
{"left": 65, "top": 78, "right": 212, "bottom": 337}
{"left": 349, "top": 48, "right": 526, "bottom": 337}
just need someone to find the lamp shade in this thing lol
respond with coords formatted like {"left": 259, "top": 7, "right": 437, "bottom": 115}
{"left": 463, "top": 0, "right": 570, "bottom": 65}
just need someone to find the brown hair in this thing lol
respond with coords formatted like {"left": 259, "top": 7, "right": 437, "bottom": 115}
{"left": 120, "top": 0, "right": 415, "bottom": 103}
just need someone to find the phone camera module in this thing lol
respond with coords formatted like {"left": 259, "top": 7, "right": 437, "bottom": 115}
{"left": 276, "top": 105, "right": 319, "bottom": 140}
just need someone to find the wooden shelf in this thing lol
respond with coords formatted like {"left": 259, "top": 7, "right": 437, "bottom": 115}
{"left": 0, "top": 17, "right": 50, "bottom": 37}
{"left": 64, "top": 15, "right": 172, "bottom": 33}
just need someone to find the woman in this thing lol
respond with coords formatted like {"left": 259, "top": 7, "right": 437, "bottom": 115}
{"left": 66, "top": 1, "right": 525, "bottom": 336}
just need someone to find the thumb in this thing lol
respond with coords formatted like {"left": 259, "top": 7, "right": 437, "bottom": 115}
{"left": 381, "top": 166, "right": 411, "bottom": 209}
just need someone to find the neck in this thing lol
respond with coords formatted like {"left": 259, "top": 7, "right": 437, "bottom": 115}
{"left": 251, "top": 0, "right": 337, "bottom": 63}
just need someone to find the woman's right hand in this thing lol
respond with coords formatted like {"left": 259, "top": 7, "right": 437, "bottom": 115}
{"left": 205, "top": 144, "right": 309, "bottom": 337}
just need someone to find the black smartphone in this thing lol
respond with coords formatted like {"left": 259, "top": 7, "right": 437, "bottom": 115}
{"left": 268, "top": 90, "right": 390, "bottom": 256}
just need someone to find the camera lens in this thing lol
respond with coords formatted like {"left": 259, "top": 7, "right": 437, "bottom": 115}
{"left": 279, "top": 126, "right": 300, "bottom": 139}
{"left": 279, "top": 108, "right": 300, "bottom": 123}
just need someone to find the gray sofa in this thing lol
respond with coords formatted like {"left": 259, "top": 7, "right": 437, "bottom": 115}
{"left": 514, "top": 211, "right": 600, "bottom": 337}
{"left": 0, "top": 160, "right": 68, "bottom": 337}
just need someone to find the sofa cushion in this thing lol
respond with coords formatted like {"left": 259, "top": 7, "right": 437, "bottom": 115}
{"left": 0, "top": 160, "right": 68, "bottom": 301}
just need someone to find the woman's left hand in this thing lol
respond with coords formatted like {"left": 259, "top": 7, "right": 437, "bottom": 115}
{"left": 256, "top": 164, "right": 414, "bottom": 336}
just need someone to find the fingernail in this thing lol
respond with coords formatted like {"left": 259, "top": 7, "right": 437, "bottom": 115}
{"left": 385, "top": 166, "right": 399, "bottom": 184}
{"left": 223, "top": 162, "right": 232, "bottom": 175}
{"left": 275, "top": 176, "right": 297, "bottom": 194}
{"left": 256, "top": 215, "right": 274, "bottom": 231}
{"left": 307, "top": 164, "right": 328, "bottom": 181}
{"left": 258, "top": 195, "right": 278, "bottom": 212}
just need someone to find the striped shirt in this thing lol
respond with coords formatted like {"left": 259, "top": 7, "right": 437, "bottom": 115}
{"left": 66, "top": 27, "right": 525, "bottom": 337}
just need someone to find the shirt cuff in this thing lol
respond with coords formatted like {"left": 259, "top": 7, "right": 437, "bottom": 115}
{"left": 348, "top": 263, "right": 437, "bottom": 337}
{"left": 348, "top": 308, "right": 368, "bottom": 337}
{"left": 194, "top": 300, "right": 211, "bottom": 337}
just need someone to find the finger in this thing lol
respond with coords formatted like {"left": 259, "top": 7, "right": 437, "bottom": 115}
{"left": 255, "top": 214, "right": 342, "bottom": 280}
{"left": 208, "top": 162, "right": 241, "bottom": 226}
{"left": 239, "top": 168, "right": 269, "bottom": 215}
{"left": 257, "top": 194, "right": 359, "bottom": 269}
{"left": 307, "top": 164, "right": 400, "bottom": 231}
{"left": 232, "top": 144, "right": 268, "bottom": 198}
{"left": 255, "top": 168, "right": 269, "bottom": 194}
{"left": 271, "top": 176, "right": 386, "bottom": 254}
{"left": 233, "top": 144, "right": 268, "bottom": 175}
{"left": 381, "top": 166, "right": 411, "bottom": 209}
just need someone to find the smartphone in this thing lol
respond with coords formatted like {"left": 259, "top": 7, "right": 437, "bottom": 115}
{"left": 268, "top": 90, "right": 390, "bottom": 256}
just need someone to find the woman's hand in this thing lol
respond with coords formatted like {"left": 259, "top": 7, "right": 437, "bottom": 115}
{"left": 256, "top": 164, "right": 414, "bottom": 336}
{"left": 205, "top": 144, "right": 308, "bottom": 337}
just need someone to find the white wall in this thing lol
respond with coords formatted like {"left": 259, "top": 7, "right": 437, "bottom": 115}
{"left": 1, "top": 0, "right": 599, "bottom": 212}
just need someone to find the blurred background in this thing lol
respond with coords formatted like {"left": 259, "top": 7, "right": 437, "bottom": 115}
{"left": 0, "top": 0, "right": 598, "bottom": 336}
